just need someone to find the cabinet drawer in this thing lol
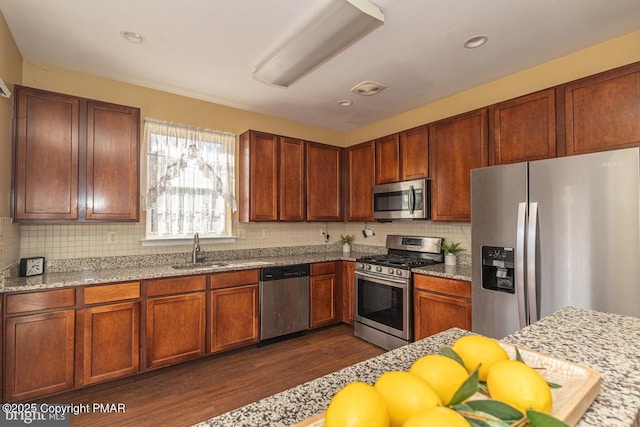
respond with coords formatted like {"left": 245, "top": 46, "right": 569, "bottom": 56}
{"left": 210, "top": 269, "right": 259, "bottom": 289}
{"left": 6, "top": 289, "right": 76, "bottom": 314}
{"left": 311, "top": 262, "right": 336, "bottom": 276}
{"left": 413, "top": 275, "right": 471, "bottom": 299}
{"left": 146, "top": 276, "right": 206, "bottom": 297}
{"left": 84, "top": 282, "right": 140, "bottom": 305}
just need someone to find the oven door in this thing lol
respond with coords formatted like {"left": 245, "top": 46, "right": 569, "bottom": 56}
{"left": 354, "top": 270, "right": 411, "bottom": 340}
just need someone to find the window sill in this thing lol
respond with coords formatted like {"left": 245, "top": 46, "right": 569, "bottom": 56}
{"left": 140, "top": 236, "right": 237, "bottom": 247}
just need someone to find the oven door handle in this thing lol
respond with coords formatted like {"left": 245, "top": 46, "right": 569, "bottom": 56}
{"left": 355, "top": 271, "right": 408, "bottom": 286}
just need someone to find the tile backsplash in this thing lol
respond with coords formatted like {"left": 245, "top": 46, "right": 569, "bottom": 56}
{"left": 17, "top": 219, "right": 471, "bottom": 263}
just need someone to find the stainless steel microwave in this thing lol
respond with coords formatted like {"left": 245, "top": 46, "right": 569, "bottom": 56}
{"left": 372, "top": 178, "right": 431, "bottom": 220}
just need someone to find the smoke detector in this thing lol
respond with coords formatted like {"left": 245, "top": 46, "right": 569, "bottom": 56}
{"left": 351, "top": 80, "right": 386, "bottom": 96}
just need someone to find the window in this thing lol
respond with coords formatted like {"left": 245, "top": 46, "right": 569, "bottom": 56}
{"left": 144, "top": 119, "right": 236, "bottom": 242}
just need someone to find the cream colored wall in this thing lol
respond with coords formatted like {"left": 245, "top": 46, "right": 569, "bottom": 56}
{"left": 345, "top": 30, "right": 640, "bottom": 145}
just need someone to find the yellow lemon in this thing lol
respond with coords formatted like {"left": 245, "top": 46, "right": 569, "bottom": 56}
{"left": 403, "top": 406, "right": 471, "bottom": 427}
{"left": 374, "top": 371, "right": 442, "bottom": 427}
{"left": 486, "top": 359, "right": 553, "bottom": 414}
{"left": 409, "top": 354, "right": 469, "bottom": 404}
{"left": 325, "top": 381, "right": 390, "bottom": 427}
{"left": 451, "top": 335, "right": 509, "bottom": 381}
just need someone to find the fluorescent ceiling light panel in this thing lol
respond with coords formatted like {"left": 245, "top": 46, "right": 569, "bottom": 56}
{"left": 253, "top": 0, "right": 384, "bottom": 87}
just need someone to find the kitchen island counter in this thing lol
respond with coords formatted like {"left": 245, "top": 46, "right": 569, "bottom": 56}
{"left": 196, "top": 307, "right": 640, "bottom": 427}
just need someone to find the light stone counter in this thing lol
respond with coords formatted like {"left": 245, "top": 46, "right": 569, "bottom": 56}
{"left": 196, "top": 307, "right": 640, "bottom": 427}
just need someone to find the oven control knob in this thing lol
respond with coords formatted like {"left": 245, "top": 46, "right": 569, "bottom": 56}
{"left": 357, "top": 263, "right": 363, "bottom": 269}
{"left": 366, "top": 264, "right": 372, "bottom": 270}
{"left": 388, "top": 268, "right": 394, "bottom": 274}
{"left": 375, "top": 266, "right": 383, "bottom": 273}
{"left": 395, "top": 269, "right": 403, "bottom": 276}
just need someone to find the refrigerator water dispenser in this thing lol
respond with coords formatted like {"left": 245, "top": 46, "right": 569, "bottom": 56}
{"left": 481, "top": 246, "right": 515, "bottom": 293}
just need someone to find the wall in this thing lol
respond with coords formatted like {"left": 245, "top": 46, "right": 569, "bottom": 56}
{"left": 10, "top": 27, "right": 640, "bottom": 265}
{"left": 0, "top": 10, "right": 22, "bottom": 269}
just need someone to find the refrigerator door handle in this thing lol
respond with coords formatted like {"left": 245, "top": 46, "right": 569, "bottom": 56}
{"left": 516, "top": 202, "right": 527, "bottom": 329}
{"left": 527, "top": 202, "right": 539, "bottom": 324}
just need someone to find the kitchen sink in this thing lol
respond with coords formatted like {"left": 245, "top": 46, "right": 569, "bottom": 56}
{"left": 171, "top": 262, "right": 228, "bottom": 270}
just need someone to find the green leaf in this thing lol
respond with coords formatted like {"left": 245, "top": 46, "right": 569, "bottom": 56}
{"left": 465, "top": 399, "right": 524, "bottom": 420}
{"left": 527, "top": 409, "right": 571, "bottom": 427}
{"left": 514, "top": 346, "right": 524, "bottom": 362}
{"left": 440, "top": 346, "right": 465, "bottom": 367}
{"left": 478, "top": 382, "right": 490, "bottom": 395}
{"left": 547, "top": 381, "right": 562, "bottom": 389}
{"left": 448, "top": 368, "right": 479, "bottom": 405}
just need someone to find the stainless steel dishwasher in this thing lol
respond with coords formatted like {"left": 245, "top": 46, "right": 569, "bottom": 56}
{"left": 259, "top": 264, "right": 310, "bottom": 342}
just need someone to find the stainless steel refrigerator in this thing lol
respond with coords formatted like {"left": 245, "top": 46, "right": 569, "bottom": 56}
{"left": 471, "top": 147, "right": 640, "bottom": 339}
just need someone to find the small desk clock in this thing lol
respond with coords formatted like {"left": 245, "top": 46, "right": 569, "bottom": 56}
{"left": 19, "top": 256, "right": 45, "bottom": 277}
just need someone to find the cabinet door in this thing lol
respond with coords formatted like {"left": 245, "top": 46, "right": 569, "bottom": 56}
{"left": 400, "top": 125, "right": 429, "bottom": 180}
{"left": 14, "top": 86, "right": 79, "bottom": 221}
{"left": 79, "top": 302, "right": 140, "bottom": 385}
{"left": 5, "top": 310, "right": 75, "bottom": 401}
{"left": 279, "top": 137, "right": 306, "bottom": 221}
{"left": 345, "top": 141, "right": 375, "bottom": 222}
{"left": 239, "top": 131, "right": 278, "bottom": 222}
{"left": 564, "top": 63, "right": 640, "bottom": 155}
{"left": 491, "top": 89, "right": 556, "bottom": 165}
{"left": 210, "top": 284, "right": 259, "bottom": 353}
{"left": 375, "top": 133, "right": 401, "bottom": 184}
{"left": 414, "top": 290, "right": 471, "bottom": 340}
{"left": 429, "top": 108, "right": 489, "bottom": 221}
{"left": 342, "top": 261, "right": 356, "bottom": 325}
{"left": 310, "top": 274, "right": 337, "bottom": 328}
{"left": 145, "top": 293, "right": 206, "bottom": 368}
{"left": 306, "top": 142, "right": 342, "bottom": 221}
{"left": 86, "top": 101, "right": 140, "bottom": 220}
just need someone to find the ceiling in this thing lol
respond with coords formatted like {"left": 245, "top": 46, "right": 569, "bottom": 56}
{"left": 2, "top": 0, "right": 640, "bottom": 132}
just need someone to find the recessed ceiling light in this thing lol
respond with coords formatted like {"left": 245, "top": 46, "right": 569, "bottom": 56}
{"left": 464, "top": 35, "right": 488, "bottom": 49}
{"left": 338, "top": 100, "right": 353, "bottom": 107}
{"left": 120, "top": 31, "right": 145, "bottom": 44}
{"left": 351, "top": 80, "right": 387, "bottom": 96}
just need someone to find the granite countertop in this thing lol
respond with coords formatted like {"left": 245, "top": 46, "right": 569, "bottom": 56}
{"left": 1, "top": 250, "right": 471, "bottom": 293}
{"left": 196, "top": 307, "right": 640, "bottom": 427}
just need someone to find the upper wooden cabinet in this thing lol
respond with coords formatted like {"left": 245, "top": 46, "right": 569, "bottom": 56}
{"left": 375, "top": 133, "right": 401, "bottom": 184}
{"left": 13, "top": 86, "right": 140, "bottom": 222}
{"left": 429, "top": 108, "right": 489, "bottom": 222}
{"left": 375, "top": 126, "right": 428, "bottom": 184}
{"left": 239, "top": 130, "right": 306, "bottom": 222}
{"left": 490, "top": 89, "right": 557, "bottom": 165}
{"left": 564, "top": 62, "right": 640, "bottom": 156}
{"left": 345, "top": 141, "right": 375, "bottom": 222}
{"left": 306, "top": 142, "right": 342, "bottom": 221}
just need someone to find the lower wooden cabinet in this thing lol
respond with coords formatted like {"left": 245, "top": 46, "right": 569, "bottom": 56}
{"left": 5, "top": 310, "right": 75, "bottom": 402}
{"left": 310, "top": 262, "right": 338, "bottom": 328}
{"left": 210, "top": 269, "right": 260, "bottom": 353}
{"left": 145, "top": 276, "right": 207, "bottom": 369}
{"left": 413, "top": 275, "right": 471, "bottom": 340}
{"left": 341, "top": 261, "right": 355, "bottom": 325}
{"left": 78, "top": 302, "right": 140, "bottom": 385}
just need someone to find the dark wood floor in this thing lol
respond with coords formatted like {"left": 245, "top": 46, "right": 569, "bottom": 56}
{"left": 38, "top": 324, "right": 384, "bottom": 427}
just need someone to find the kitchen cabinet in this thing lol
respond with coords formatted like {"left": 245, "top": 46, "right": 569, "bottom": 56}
{"left": 239, "top": 131, "right": 306, "bottom": 222}
{"left": 563, "top": 62, "right": 640, "bottom": 156}
{"left": 77, "top": 282, "right": 140, "bottom": 385}
{"left": 490, "top": 89, "right": 557, "bottom": 165}
{"left": 413, "top": 275, "right": 471, "bottom": 340}
{"left": 210, "top": 270, "right": 260, "bottom": 353}
{"left": 13, "top": 86, "right": 140, "bottom": 222}
{"left": 310, "top": 262, "right": 338, "bottom": 328}
{"left": 375, "top": 133, "right": 401, "bottom": 184}
{"left": 345, "top": 141, "right": 375, "bottom": 222}
{"left": 306, "top": 142, "right": 342, "bottom": 221}
{"left": 429, "top": 108, "right": 489, "bottom": 221}
{"left": 144, "top": 276, "right": 206, "bottom": 369}
{"left": 341, "top": 261, "right": 356, "bottom": 325}
{"left": 4, "top": 289, "right": 76, "bottom": 402}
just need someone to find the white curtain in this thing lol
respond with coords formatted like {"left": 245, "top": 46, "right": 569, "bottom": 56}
{"left": 144, "top": 119, "right": 236, "bottom": 237}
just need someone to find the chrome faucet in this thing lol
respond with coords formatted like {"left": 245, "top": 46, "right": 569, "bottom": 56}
{"left": 192, "top": 232, "right": 201, "bottom": 264}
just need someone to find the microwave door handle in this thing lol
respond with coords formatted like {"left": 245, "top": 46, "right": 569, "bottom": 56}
{"left": 408, "top": 185, "right": 415, "bottom": 214}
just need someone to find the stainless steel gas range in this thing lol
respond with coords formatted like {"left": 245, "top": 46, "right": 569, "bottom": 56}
{"left": 354, "top": 235, "right": 443, "bottom": 350}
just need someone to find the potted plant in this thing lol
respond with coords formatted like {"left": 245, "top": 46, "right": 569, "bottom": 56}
{"left": 442, "top": 240, "right": 464, "bottom": 266}
{"left": 339, "top": 234, "right": 355, "bottom": 253}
